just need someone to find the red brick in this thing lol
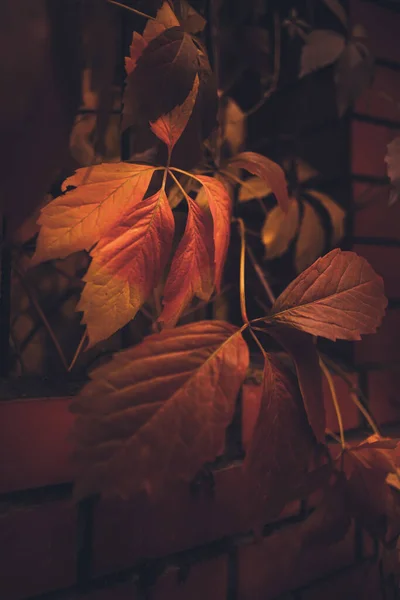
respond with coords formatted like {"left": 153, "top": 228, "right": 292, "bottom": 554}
{"left": 355, "top": 309, "right": 400, "bottom": 364}
{"left": 355, "top": 67, "right": 400, "bottom": 123}
{"left": 353, "top": 244, "right": 400, "bottom": 299}
{"left": 238, "top": 522, "right": 355, "bottom": 599}
{"left": 353, "top": 183, "right": 400, "bottom": 238}
{"left": 368, "top": 368, "right": 400, "bottom": 425}
{"left": 351, "top": 122, "right": 400, "bottom": 178}
{"left": 242, "top": 382, "right": 262, "bottom": 452}
{"left": 0, "top": 501, "right": 77, "bottom": 600}
{"left": 150, "top": 557, "right": 227, "bottom": 600}
{"left": 324, "top": 373, "right": 360, "bottom": 432}
{"left": 92, "top": 465, "right": 246, "bottom": 576}
{"left": 350, "top": 0, "right": 400, "bottom": 63}
{"left": 302, "top": 562, "right": 382, "bottom": 600}
{"left": 0, "top": 397, "right": 74, "bottom": 493}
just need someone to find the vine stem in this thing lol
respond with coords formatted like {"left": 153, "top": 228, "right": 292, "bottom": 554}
{"left": 246, "top": 245, "right": 276, "bottom": 305}
{"left": 107, "top": 0, "right": 156, "bottom": 20}
{"left": 236, "top": 218, "right": 249, "bottom": 324}
{"left": 350, "top": 392, "right": 380, "bottom": 436}
{"left": 68, "top": 331, "right": 88, "bottom": 373}
{"left": 319, "top": 357, "right": 345, "bottom": 449}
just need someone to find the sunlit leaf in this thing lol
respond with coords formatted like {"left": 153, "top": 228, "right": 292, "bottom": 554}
{"left": 295, "top": 201, "right": 325, "bottom": 273}
{"left": 71, "top": 321, "right": 249, "bottom": 499}
{"left": 305, "top": 189, "right": 345, "bottom": 246}
{"left": 335, "top": 41, "right": 374, "bottom": 117}
{"left": 270, "top": 249, "right": 387, "bottom": 341}
{"left": 238, "top": 176, "right": 271, "bottom": 203}
{"left": 244, "top": 355, "right": 316, "bottom": 528}
{"left": 78, "top": 188, "right": 174, "bottom": 346}
{"left": 300, "top": 30, "right": 345, "bottom": 78}
{"left": 160, "top": 198, "right": 214, "bottom": 327}
{"left": 262, "top": 199, "right": 300, "bottom": 260}
{"left": 229, "top": 152, "right": 289, "bottom": 212}
{"left": 150, "top": 75, "right": 199, "bottom": 152}
{"left": 33, "top": 163, "right": 155, "bottom": 263}
{"left": 195, "top": 175, "right": 232, "bottom": 290}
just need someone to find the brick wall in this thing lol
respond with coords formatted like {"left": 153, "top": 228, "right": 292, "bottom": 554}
{"left": 2, "top": 1, "right": 400, "bottom": 599}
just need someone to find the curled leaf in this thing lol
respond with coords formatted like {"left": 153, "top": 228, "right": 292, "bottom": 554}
{"left": 71, "top": 321, "right": 249, "bottom": 499}
{"left": 305, "top": 189, "right": 345, "bottom": 246}
{"left": 270, "top": 249, "right": 387, "bottom": 341}
{"left": 262, "top": 199, "right": 300, "bottom": 259}
{"left": 295, "top": 201, "right": 325, "bottom": 273}
{"left": 228, "top": 152, "right": 289, "bottom": 212}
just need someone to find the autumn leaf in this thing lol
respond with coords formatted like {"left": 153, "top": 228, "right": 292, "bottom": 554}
{"left": 385, "top": 137, "right": 400, "bottom": 206}
{"left": 262, "top": 199, "right": 299, "bottom": 260}
{"left": 268, "top": 249, "right": 387, "bottom": 341}
{"left": 77, "top": 188, "right": 174, "bottom": 346}
{"left": 335, "top": 41, "right": 374, "bottom": 117}
{"left": 300, "top": 30, "right": 345, "bottom": 78}
{"left": 228, "top": 152, "right": 289, "bottom": 212}
{"left": 195, "top": 175, "right": 232, "bottom": 290}
{"left": 71, "top": 321, "right": 249, "bottom": 499}
{"left": 160, "top": 197, "right": 214, "bottom": 327}
{"left": 33, "top": 163, "right": 155, "bottom": 263}
{"left": 304, "top": 190, "right": 345, "bottom": 246}
{"left": 266, "top": 326, "right": 326, "bottom": 443}
{"left": 244, "top": 355, "right": 316, "bottom": 528}
{"left": 238, "top": 176, "right": 271, "bottom": 203}
{"left": 295, "top": 201, "right": 325, "bottom": 273}
{"left": 150, "top": 75, "right": 199, "bottom": 152}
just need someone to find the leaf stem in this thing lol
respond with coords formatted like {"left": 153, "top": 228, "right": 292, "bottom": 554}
{"left": 350, "top": 392, "right": 380, "bottom": 436}
{"left": 236, "top": 218, "right": 249, "bottom": 325}
{"left": 319, "top": 357, "right": 345, "bottom": 449}
{"left": 168, "top": 169, "right": 191, "bottom": 202}
{"left": 68, "top": 331, "right": 87, "bottom": 372}
{"left": 107, "top": 0, "right": 156, "bottom": 20}
{"left": 246, "top": 245, "right": 276, "bottom": 305}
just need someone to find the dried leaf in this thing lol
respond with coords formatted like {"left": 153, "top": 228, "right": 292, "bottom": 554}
{"left": 300, "top": 30, "right": 345, "bottom": 78}
{"left": 266, "top": 326, "right": 326, "bottom": 443}
{"left": 78, "top": 188, "right": 174, "bottom": 346}
{"left": 71, "top": 321, "right": 249, "bottom": 499}
{"left": 160, "top": 198, "right": 214, "bottom": 327}
{"left": 305, "top": 189, "right": 345, "bottom": 246}
{"left": 238, "top": 177, "right": 271, "bottom": 203}
{"left": 262, "top": 199, "right": 300, "bottom": 260}
{"left": 244, "top": 355, "right": 316, "bottom": 527}
{"left": 322, "top": 0, "right": 348, "bottom": 29}
{"left": 335, "top": 41, "right": 374, "bottom": 117}
{"left": 385, "top": 137, "right": 400, "bottom": 206}
{"left": 150, "top": 75, "right": 199, "bottom": 152}
{"left": 196, "top": 176, "right": 232, "bottom": 290}
{"left": 229, "top": 152, "right": 289, "bottom": 212}
{"left": 295, "top": 200, "right": 325, "bottom": 273}
{"left": 270, "top": 249, "right": 387, "bottom": 341}
{"left": 33, "top": 163, "right": 155, "bottom": 263}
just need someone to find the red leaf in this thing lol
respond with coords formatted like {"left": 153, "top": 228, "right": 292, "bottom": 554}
{"left": 150, "top": 75, "right": 199, "bottom": 152}
{"left": 228, "top": 151, "right": 289, "bottom": 212}
{"left": 269, "top": 249, "right": 387, "bottom": 341}
{"left": 78, "top": 188, "right": 174, "bottom": 346}
{"left": 71, "top": 321, "right": 249, "bottom": 499}
{"left": 195, "top": 175, "right": 232, "bottom": 290}
{"left": 267, "top": 326, "right": 326, "bottom": 443}
{"left": 244, "top": 355, "right": 316, "bottom": 527}
{"left": 160, "top": 197, "right": 214, "bottom": 327}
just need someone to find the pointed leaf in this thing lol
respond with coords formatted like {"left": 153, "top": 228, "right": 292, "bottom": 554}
{"left": 300, "top": 30, "right": 346, "bottom": 78}
{"left": 228, "top": 152, "right": 289, "bottom": 212}
{"left": 71, "top": 321, "right": 249, "bottom": 499}
{"left": 262, "top": 198, "right": 299, "bottom": 259}
{"left": 160, "top": 198, "right": 214, "bottom": 327}
{"left": 33, "top": 163, "right": 155, "bottom": 263}
{"left": 78, "top": 188, "right": 174, "bottom": 346}
{"left": 195, "top": 175, "right": 232, "bottom": 290}
{"left": 335, "top": 41, "right": 374, "bottom": 117}
{"left": 244, "top": 355, "right": 316, "bottom": 527}
{"left": 150, "top": 74, "right": 199, "bottom": 151}
{"left": 270, "top": 249, "right": 387, "bottom": 341}
{"left": 238, "top": 176, "right": 271, "bottom": 203}
{"left": 295, "top": 200, "right": 325, "bottom": 273}
{"left": 266, "top": 326, "right": 326, "bottom": 443}
{"left": 305, "top": 189, "right": 345, "bottom": 246}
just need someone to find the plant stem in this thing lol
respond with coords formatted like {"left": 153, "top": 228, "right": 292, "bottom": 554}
{"left": 350, "top": 392, "right": 381, "bottom": 436}
{"left": 168, "top": 169, "right": 191, "bottom": 201}
{"left": 236, "top": 218, "right": 249, "bottom": 325}
{"left": 246, "top": 245, "right": 276, "bottom": 305}
{"left": 319, "top": 357, "right": 345, "bottom": 449}
{"left": 68, "top": 332, "right": 88, "bottom": 372}
{"left": 107, "top": 0, "right": 156, "bottom": 20}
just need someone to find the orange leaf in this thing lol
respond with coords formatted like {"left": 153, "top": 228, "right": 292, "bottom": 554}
{"left": 77, "top": 188, "right": 174, "bottom": 346}
{"left": 33, "top": 163, "right": 155, "bottom": 263}
{"left": 244, "top": 355, "right": 316, "bottom": 528}
{"left": 71, "top": 321, "right": 249, "bottom": 499}
{"left": 228, "top": 151, "right": 289, "bottom": 212}
{"left": 269, "top": 249, "right": 387, "bottom": 341}
{"left": 195, "top": 175, "right": 232, "bottom": 290}
{"left": 160, "top": 197, "right": 214, "bottom": 327}
{"left": 150, "top": 75, "right": 199, "bottom": 152}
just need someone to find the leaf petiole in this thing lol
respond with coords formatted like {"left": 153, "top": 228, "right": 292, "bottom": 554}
{"left": 107, "top": 0, "right": 156, "bottom": 20}
{"left": 319, "top": 357, "right": 345, "bottom": 449}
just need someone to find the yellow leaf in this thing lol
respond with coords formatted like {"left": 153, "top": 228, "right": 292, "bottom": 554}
{"left": 295, "top": 201, "right": 325, "bottom": 273}
{"left": 33, "top": 163, "right": 155, "bottom": 263}
{"left": 306, "top": 189, "right": 345, "bottom": 245}
{"left": 239, "top": 176, "right": 272, "bottom": 202}
{"left": 224, "top": 98, "right": 246, "bottom": 156}
{"left": 262, "top": 199, "right": 299, "bottom": 259}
